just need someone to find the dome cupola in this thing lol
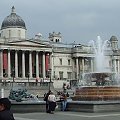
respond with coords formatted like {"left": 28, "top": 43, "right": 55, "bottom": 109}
{"left": 1, "top": 6, "right": 26, "bottom": 30}
{"left": 110, "top": 36, "right": 118, "bottom": 50}
{"left": 1, "top": 6, "right": 27, "bottom": 39}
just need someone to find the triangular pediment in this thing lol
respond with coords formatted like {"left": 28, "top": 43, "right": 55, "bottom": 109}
{"left": 9, "top": 39, "right": 51, "bottom": 47}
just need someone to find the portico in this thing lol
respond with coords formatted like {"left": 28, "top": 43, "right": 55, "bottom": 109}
{"left": 0, "top": 45, "right": 52, "bottom": 81}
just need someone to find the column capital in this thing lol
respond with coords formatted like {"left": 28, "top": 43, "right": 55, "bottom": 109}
{"left": 42, "top": 51, "right": 46, "bottom": 54}
{"left": 22, "top": 50, "right": 26, "bottom": 53}
{"left": 28, "top": 50, "right": 33, "bottom": 52}
{"left": 7, "top": 49, "right": 11, "bottom": 51}
{"left": 36, "top": 51, "right": 39, "bottom": 53}
{"left": 46, "top": 53, "right": 50, "bottom": 56}
{"left": 15, "top": 50, "right": 19, "bottom": 52}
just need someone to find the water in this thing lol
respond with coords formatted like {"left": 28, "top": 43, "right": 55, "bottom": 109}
{"left": 89, "top": 36, "right": 110, "bottom": 72}
{"left": 73, "top": 36, "right": 120, "bottom": 101}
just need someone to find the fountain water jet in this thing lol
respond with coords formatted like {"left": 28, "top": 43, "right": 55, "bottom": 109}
{"left": 89, "top": 36, "right": 110, "bottom": 72}
{"left": 72, "top": 36, "right": 120, "bottom": 101}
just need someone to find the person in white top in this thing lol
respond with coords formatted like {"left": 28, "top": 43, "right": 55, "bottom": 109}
{"left": 48, "top": 91, "right": 56, "bottom": 114}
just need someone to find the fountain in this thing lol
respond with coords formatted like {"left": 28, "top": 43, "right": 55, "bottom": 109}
{"left": 72, "top": 36, "right": 120, "bottom": 103}
{"left": 8, "top": 84, "right": 46, "bottom": 113}
{"left": 9, "top": 85, "right": 40, "bottom": 102}
{"left": 9, "top": 86, "right": 27, "bottom": 102}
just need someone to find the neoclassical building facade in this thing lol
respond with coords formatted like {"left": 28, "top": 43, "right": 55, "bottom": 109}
{"left": 0, "top": 6, "right": 120, "bottom": 82}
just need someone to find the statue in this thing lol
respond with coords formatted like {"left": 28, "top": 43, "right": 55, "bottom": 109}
{"left": 9, "top": 86, "right": 31, "bottom": 102}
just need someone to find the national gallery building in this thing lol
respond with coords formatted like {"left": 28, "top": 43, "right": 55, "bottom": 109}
{"left": 0, "top": 6, "right": 120, "bottom": 83}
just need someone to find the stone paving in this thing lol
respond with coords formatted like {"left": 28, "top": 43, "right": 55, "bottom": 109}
{"left": 14, "top": 111, "right": 120, "bottom": 120}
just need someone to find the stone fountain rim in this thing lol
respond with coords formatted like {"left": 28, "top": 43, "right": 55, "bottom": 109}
{"left": 78, "top": 85, "right": 120, "bottom": 88}
{"left": 84, "top": 72, "right": 115, "bottom": 74}
{"left": 68, "top": 100, "right": 120, "bottom": 104}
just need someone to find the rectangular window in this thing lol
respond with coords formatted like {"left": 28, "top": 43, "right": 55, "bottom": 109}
{"left": 59, "top": 71, "right": 63, "bottom": 79}
{"left": 68, "top": 59, "right": 70, "bottom": 65}
{"left": 60, "top": 58, "right": 62, "bottom": 65}
{"left": 67, "top": 72, "right": 72, "bottom": 79}
{"left": 53, "top": 71, "right": 55, "bottom": 78}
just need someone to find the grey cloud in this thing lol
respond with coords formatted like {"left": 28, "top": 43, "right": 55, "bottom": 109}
{"left": 0, "top": 0, "right": 120, "bottom": 45}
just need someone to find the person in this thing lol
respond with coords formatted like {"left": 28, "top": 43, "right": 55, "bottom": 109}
{"left": 44, "top": 90, "right": 51, "bottom": 113}
{"left": 35, "top": 78, "right": 38, "bottom": 86}
{"left": 60, "top": 92, "right": 68, "bottom": 111}
{"left": 66, "top": 92, "right": 69, "bottom": 97}
{"left": 48, "top": 91, "right": 56, "bottom": 114}
{"left": 0, "top": 98, "right": 15, "bottom": 120}
{"left": 63, "top": 83, "right": 67, "bottom": 93}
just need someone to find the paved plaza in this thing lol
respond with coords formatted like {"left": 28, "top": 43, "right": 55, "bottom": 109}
{"left": 14, "top": 111, "right": 120, "bottom": 120}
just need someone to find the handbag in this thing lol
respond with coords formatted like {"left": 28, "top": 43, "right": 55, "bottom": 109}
{"left": 56, "top": 104, "right": 58, "bottom": 108}
{"left": 55, "top": 102, "right": 58, "bottom": 108}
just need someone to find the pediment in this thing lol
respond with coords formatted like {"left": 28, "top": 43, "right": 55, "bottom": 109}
{"left": 9, "top": 39, "right": 50, "bottom": 47}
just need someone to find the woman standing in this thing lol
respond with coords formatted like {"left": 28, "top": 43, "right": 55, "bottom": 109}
{"left": 48, "top": 91, "right": 56, "bottom": 114}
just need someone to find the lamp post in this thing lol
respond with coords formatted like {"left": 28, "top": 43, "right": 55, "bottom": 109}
{"left": 12, "top": 67, "right": 15, "bottom": 87}
{"left": 27, "top": 72, "right": 30, "bottom": 84}
{"left": 48, "top": 69, "right": 52, "bottom": 91}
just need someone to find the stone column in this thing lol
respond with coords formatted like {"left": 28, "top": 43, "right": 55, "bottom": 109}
{"left": 1, "top": 88, "right": 4, "bottom": 98}
{"left": 22, "top": 51, "right": 25, "bottom": 78}
{"left": 114, "top": 59, "right": 117, "bottom": 73}
{"left": 0, "top": 50, "right": 3, "bottom": 79}
{"left": 118, "top": 60, "right": 120, "bottom": 74}
{"left": 91, "top": 58, "right": 94, "bottom": 72}
{"left": 42, "top": 52, "right": 45, "bottom": 79}
{"left": 50, "top": 53, "right": 53, "bottom": 79}
{"left": 15, "top": 50, "right": 18, "bottom": 78}
{"left": 8, "top": 50, "right": 11, "bottom": 78}
{"left": 82, "top": 58, "right": 85, "bottom": 74}
{"left": 72, "top": 58, "right": 75, "bottom": 79}
{"left": 29, "top": 51, "right": 32, "bottom": 78}
{"left": 76, "top": 58, "right": 79, "bottom": 79}
{"left": 36, "top": 51, "right": 39, "bottom": 78}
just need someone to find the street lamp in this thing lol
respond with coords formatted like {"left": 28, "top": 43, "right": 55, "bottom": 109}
{"left": 48, "top": 69, "right": 52, "bottom": 91}
{"left": 12, "top": 67, "right": 15, "bottom": 87}
{"left": 27, "top": 72, "right": 30, "bottom": 83}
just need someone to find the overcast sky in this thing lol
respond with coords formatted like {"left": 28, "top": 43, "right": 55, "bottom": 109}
{"left": 0, "top": 0, "right": 120, "bottom": 46}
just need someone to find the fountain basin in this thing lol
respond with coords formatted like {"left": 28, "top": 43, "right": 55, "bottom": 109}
{"left": 67, "top": 101, "right": 120, "bottom": 112}
{"left": 72, "top": 86, "right": 120, "bottom": 101}
{"left": 11, "top": 100, "right": 120, "bottom": 113}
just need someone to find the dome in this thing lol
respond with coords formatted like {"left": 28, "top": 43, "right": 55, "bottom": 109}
{"left": 1, "top": 6, "right": 26, "bottom": 30}
{"left": 110, "top": 36, "right": 118, "bottom": 41}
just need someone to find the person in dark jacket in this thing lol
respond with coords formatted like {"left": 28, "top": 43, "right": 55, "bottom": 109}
{"left": 44, "top": 90, "right": 51, "bottom": 113}
{"left": 0, "top": 98, "right": 15, "bottom": 120}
